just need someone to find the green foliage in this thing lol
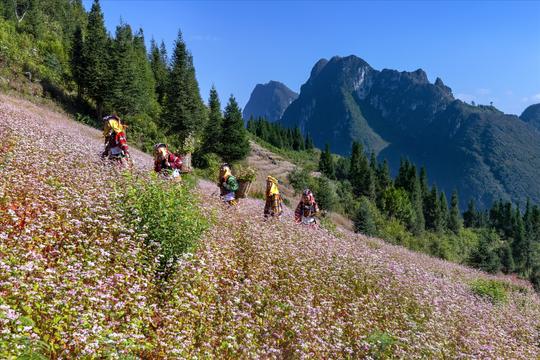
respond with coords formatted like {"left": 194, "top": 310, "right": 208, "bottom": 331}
{"left": 109, "top": 24, "right": 158, "bottom": 117}
{"left": 246, "top": 117, "right": 308, "bottom": 153}
{"left": 468, "top": 229, "right": 502, "bottom": 273}
{"left": 365, "top": 331, "right": 397, "bottom": 358}
{"left": 234, "top": 165, "right": 257, "bottom": 182}
{"left": 124, "top": 112, "right": 165, "bottom": 153}
{"left": 84, "top": 0, "right": 110, "bottom": 117}
{"left": 118, "top": 173, "right": 208, "bottom": 274}
{"left": 469, "top": 279, "right": 508, "bottom": 304}
{"left": 381, "top": 187, "right": 415, "bottom": 227}
{"left": 149, "top": 39, "right": 169, "bottom": 105}
{"left": 318, "top": 143, "right": 336, "bottom": 179}
{"left": 288, "top": 167, "right": 317, "bottom": 194}
{"left": 335, "top": 156, "right": 350, "bottom": 180}
{"left": 449, "top": 190, "right": 462, "bottom": 234}
{"left": 70, "top": 25, "right": 85, "bottom": 96}
{"left": 163, "top": 30, "right": 206, "bottom": 145}
{"left": 201, "top": 85, "right": 223, "bottom": 155}
{"left": 349, "top": 141, "right": 374, "bottom": 198}
{"left": 219, "top": 95, "right": 250, "bottom": 162}
{"left": 314, "top": 176, "right": 337, "bottom": 212}
{"left": 354, "top": 196, "right": 377, "bottom": 236}
{"left": 192, "top": 152, "right": 221, "bottom": 180}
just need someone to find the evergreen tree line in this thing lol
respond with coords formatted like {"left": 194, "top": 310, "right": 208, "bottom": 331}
{"left": 289, "top": 141, "right": 540, "bottom": 290}
{"left": 246, "top": 117, "right": 314, "bottom": 151}
{"left": 464, "top": 198, "right": 540, "bottom": 282}
{"left": 1, "top": 0, "right": 250, "bottom": 162}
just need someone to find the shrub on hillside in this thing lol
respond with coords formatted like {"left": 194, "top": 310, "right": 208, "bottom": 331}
{"left": 354, "top": 197, "right": 378, "bottom": 236}
{"left": 117, "top": 173, "right": 208, "bottom": 275}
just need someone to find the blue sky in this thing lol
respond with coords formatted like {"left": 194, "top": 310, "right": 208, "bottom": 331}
{"left": 83, "top": 0, "right": 540, "bottom": 115}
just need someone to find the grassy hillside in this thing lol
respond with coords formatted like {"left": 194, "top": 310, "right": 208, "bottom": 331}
{"left": 1, "top": 95, "right": 540, "bottom": 358}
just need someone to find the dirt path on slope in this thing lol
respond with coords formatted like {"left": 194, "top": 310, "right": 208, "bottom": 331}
{"left": 245, "top": 141, "right": 299, "bottom": 202}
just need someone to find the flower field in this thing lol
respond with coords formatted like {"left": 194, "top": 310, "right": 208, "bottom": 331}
{"left": 1, "top": 94, "right": 539, "bottom": 359}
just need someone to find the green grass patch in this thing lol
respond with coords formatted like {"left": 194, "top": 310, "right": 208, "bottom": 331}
{"left": 366, "top": 331, "right": 397, "bottom": 358}
{"left": 249, "top": 134, "right": 320, "bottom": 171}
{"left": 469, "top": 278, "right": 509, "bottom": 304}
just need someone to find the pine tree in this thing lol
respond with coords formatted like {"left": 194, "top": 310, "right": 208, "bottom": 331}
{"left": 335, "top": 157, "right": 350, "bottom": 180}
{"left": 419, "top": 166, "right": 429, "bottom": 199}
{"left": 438, "top": 191, "right": 449, "bottom": 231}
{"left": 110, "top": 23, "right": 137, "bottom": 114}
{"left": 219, "top": 95, "right": 249, "bottom": 162}
{"left": 463, "top": 199, "right": 478, "bottom": 228}
{"left": 292, "top": 127, "right": 304, "bottom": 151}
{"left": 369, "top": 152, "right": 377, "bottom": 174}
{"left": 84, "top": 0, "right": 110, "bottom": 119}
{"left": 319, "top": 144, "right": 336, "bottom": 179}
{"left": 305, "top": 133, "right": 314, "bottom": 150}
{"left": 315, "top": 176, "right": 336, "bottom": 212}
{"left": 395, "top": 159, "right": 411, "bottom": 192}
{"left": 448, "top": 190, "right": 462, "bottom": 234}
{"left": 354, "top": 197, "right": 377, "bottom": 236}
{"left": 349, "top": 141, "right": 373, "bottom": 198}
{"left": 523, "top": 199, "right": 537, "bottom": 277}
{"left": 201, "top": 86, "right": 223, "bottom": 155}
{"left": 107, "top": 25, "right": 157, "bottom": 117}
{"left": 164, "top": 30, "right": 206, "bottom": 146}
{"left": 133, "top": 29, "right": 159, "bottom": 116}
{"left": 512, "top": 207, "right": 528, "bottom": 275}
{"left": 349, "top": 141, "right": 362, "bottom": 194}
{"left": 499, "top": 241, "right": 515, "bottom": 274}
{"left": 376, "top": 160, "right": 392, "bottom": 203}
{"left": 70, "top": 24, "right": 85, "bottom": 98}
{"left": 149, "top": 39, "right": 169, "bottom": 105}
{"left": 425, "top": 186, "right": 441, "bottom": 231}
{"left": 468, "top": 229, "right": 501, "bottom": 273}
{"left": 410, "top": 175, "right": 425, "bottom": 234}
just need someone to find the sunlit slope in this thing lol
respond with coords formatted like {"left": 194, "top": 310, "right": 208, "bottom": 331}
{"left": 1, "top": 95, "right": 539, "bottom": 359}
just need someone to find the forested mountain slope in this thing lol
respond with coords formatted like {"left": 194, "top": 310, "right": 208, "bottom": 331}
{"left": 279, "top": 55, "right": 540, "bottom": 209}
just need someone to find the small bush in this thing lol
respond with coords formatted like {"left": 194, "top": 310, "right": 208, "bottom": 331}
{"left": 117, "top": 173, "right": 208, "bottom": 275}
{"left": 469, "top": 279, "right": 508, "bottom": 304}
{"left": 366, "top": 331, "right": 397, "bottom": 358}
{"left": 192, "top": 152, "right": 222, "bottom": 180}
{"left": 354, "top": 197, "right": 377, "bottom": 236}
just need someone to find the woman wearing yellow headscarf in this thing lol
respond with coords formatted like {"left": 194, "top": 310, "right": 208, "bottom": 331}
{"left": 218, "top": 163, "right": 239, "bottom": 206}
{"left": 264, "top": 175, "right": 283, "bottom": 219}
{"left": 101, "top": 114, "right": 130, "bottom": 163}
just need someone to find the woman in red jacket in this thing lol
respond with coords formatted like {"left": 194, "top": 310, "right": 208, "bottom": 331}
{"left": 102, "top": 114, "right": 130, "bottom": 164}
{"left": 154, "top": 143, "right": 184, "bottom": 179}
{"left": 295, "top": 189, "right": 320, "bottom": 225}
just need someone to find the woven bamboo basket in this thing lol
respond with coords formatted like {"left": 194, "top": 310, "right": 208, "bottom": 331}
{"left": 236, "top": 180, "right": 252, "bottom": 198}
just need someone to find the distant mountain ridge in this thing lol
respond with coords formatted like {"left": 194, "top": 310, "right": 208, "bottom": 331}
{"left": 521, "top": 103, "right": 540, "bottom": 130}
{"left": 278, "top": 55, "right": 540, "bottom": 209}
{"left": 243, "top": 81, "right": 298, "bottom": 122}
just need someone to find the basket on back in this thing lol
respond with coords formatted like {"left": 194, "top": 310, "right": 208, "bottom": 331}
{"left": 234, "top": 166, "right": 257, "bottom": 199}
{"left": 236, "top": 180, "right": 252, "bottom": 198}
